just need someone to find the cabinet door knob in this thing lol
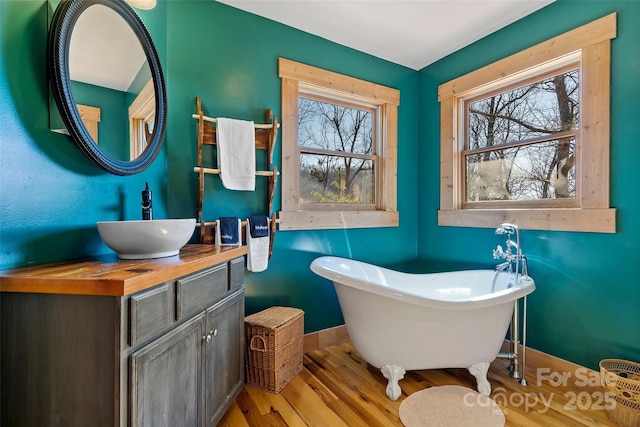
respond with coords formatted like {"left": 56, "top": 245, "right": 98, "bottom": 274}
{"left": 211, "top": 329, "right": 218, "bottom": 337}
{"left": 202, "top": 334, "right": 212, "bottom": 343}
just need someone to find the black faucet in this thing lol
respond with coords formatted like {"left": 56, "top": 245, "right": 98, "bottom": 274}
{"left": 142, "top": 182, "right": 153, "bottom": 220}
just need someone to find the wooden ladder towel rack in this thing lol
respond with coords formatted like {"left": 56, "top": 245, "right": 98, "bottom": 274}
{"left": 193, "top": 96, "right": 279, "bottom": 258}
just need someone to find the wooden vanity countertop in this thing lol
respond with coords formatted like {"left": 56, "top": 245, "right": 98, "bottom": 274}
{"left": 0, "top": 244, "right": 248, "bottom": 297}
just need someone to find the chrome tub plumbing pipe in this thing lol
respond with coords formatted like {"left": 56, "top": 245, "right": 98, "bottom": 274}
{"left": 521, "top": 295, "right": 529, "bottom": 386}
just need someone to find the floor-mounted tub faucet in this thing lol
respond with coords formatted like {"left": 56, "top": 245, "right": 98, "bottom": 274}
{"left": 493, "top": 223, "right": 524, "bottom": 274}
{"left": 493, "top": 222, "right": 530, "bottom": 387}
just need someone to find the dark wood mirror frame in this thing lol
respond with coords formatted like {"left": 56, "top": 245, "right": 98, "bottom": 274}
{"left": 48, "top": 0, "right": 167, "bottom": 176}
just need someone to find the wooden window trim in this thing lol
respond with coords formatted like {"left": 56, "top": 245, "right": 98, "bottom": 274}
{"left": 438, "top": 13, "right": 617, "bottom": 233}
{"left": 77, "top": 104, "right": 101, "bottom": 143}
{"left": 278, "top": 58, "right": 400, "bottom": 230}
{"left": 129, "top": 79, "right": 155, "bottom": 160}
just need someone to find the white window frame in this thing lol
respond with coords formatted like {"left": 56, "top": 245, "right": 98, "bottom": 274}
{"left": 278, "top": 58, "right": 400, "bottom": 230}
{"left": 438, "top": 13, "right": 617, "bottom": 233}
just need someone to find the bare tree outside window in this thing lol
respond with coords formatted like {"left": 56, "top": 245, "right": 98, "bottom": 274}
{"left": 464, "top": 67, "right": 579, "bottom": 203}
{"left": 438, "top": 15, "right": 615, "bottom": 233}
{"left": 297, "top": 96, "right": 376, "bottom": 206}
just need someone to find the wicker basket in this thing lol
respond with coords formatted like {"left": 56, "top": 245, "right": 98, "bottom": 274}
{"left": 600, "top": 359, "right": 640, "bottom": 427}
{"left": 244, "top": 306, "right": 304, "bottom": 393}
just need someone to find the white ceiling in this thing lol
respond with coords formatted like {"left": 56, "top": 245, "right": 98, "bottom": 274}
{"left": 68, "top": 0, "right": 554, "bottom": 90}
{"left": 218, "top": 0, "right": 554, "bottom": 70}
{"left": 70, "top": 4, "right": 147, "bottom": 92}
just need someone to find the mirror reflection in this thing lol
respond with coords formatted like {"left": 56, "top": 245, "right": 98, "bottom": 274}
{"left": 68, "top": 4, "right": 155, "bottom": 161}
{"left": 49, "top": 0, "right": 166, "bottom": 175}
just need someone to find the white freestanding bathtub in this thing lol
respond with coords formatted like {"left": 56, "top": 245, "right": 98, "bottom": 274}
{"left": 310, "top": 256, "right": 535, "bottom": 400}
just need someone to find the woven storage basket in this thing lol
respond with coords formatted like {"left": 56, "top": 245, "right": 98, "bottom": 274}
{"left": 244, "top": 306, "right": 304, "bottom": 393}
{"left": 600, "top": 359, "right": 640, "bottom": 427}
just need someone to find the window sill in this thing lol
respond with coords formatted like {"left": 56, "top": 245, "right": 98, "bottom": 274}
{"left": 438, "top": 208, "right": 616, "bottom": 233}
{"left": 279, "top": 210, "right": 399, "bottom": 231}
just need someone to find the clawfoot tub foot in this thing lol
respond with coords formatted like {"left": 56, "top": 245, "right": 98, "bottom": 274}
{"left": 381, "top": 365, "right": 406, "bottom": 401}
{"left": 468, "top": 362, "right": 492, "bottom": 395}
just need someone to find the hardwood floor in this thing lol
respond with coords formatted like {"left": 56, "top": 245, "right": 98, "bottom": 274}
{"left": 218, "top": 342, "right": 617, "bottom": 426}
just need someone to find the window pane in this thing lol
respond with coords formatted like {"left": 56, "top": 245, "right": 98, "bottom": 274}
{"left": 299, "top": 153, "right": 375, "bottom": 204}
{"left": 465, "top": 138, "right": 576, "bottom": 202}
{"left": 298, "top": 97, "right": 373, "bottom": 155}
{"left": 467, "top": 69, "right": 579, "bottom": 150}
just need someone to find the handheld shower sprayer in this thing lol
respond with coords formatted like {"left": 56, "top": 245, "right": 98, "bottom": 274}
{"left": 496, "top": 223, "right": 521, "bottom": 254}
{"left": 496, "top": 223, "right": 518, "bottom": 236}
{"left": 506, "top": 239, "right": 519, "bottom": 252}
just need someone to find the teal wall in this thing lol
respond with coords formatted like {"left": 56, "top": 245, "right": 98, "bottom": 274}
{"left": 0, "top": 1, "right": 419, "bottom": 334}
{"left": 1, "top": 0, "right": 637, "bottom": 369}
{"left": 71, "top": 81, "right": 129, "bottom": 160}
{"left": 163, "top": 1, "right": 419, "bottom": 332}
{"left": 418, "top": 0, "right": 640, "bottom": 369}
{"left": 0, "top": 1, "right": 168, "bottom": 267}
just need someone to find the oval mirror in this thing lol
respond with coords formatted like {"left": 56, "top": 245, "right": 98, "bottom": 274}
{"left": 49, "top": 0, "right": 166, "bottom": 175}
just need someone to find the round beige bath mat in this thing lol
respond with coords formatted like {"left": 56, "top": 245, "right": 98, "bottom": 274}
{"left": 399, "top": 385, "right": 505, "bottom": 427}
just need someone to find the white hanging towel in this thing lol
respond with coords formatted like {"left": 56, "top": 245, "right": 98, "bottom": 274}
{"left": 246, "top": 216, "right": 270, "bottom": 272}
{"left": 216, "top": 117, "right": 256, "bottom": 191}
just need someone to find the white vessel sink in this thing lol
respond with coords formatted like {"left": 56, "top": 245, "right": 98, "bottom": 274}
{"left": 97, "top": 219, "right": 196, "bottom": 259}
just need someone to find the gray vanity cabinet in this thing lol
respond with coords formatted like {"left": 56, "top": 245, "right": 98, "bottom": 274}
{"left": 130, "top": 313, "right": 205, "bottom": 427}
{"left": 130, "top": 288, "right": 244, "bottom": 427}
{"left": 0, "top": 249, "right": 247, "bottom": 427}
{"left": 205, "top": 290, "right": 245, "bottom": 425}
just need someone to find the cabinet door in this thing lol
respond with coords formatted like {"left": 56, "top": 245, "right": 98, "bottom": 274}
{"left": 130, "top": 313, "right": 205, "bottom": 427}
{"left": 204, "top": 289, "right": 245, "bottom": 426}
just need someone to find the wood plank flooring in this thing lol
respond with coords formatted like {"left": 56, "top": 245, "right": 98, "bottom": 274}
{"left": 218, "top": 342, "right": 617, "bottom": 426}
